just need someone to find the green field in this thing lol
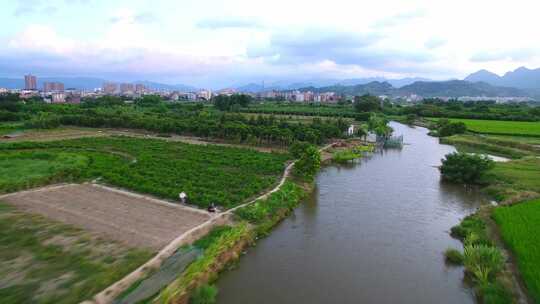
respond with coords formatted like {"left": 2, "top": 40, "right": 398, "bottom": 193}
{"left": 0, "top": 202, "right": 152, "bottom": 304}
{"left": 0, "top": 136, "right": 290, "bottom": 208}
{"left": 492, "top": 198, "right": 540, "bottom": 303}
{"left": 447, "top": 118, "right": 540, "bottom": 137}
{"left": 485, "top": 157, "right": 540, "bottom": 201}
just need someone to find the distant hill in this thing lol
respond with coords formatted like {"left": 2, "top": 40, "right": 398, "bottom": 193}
{"left": 0, "top": 77, "right": 197, "bottom": 91}
{"left": 295, "top": 80, "right": 529, "bottom": 98}
{"left": 134, "top": 81, "right": 197, "bottom": 92}
{"left": 465, "top": 66, "right": 540, "bottom": 89}
{"left": 398, "top": 80, "right": 527, "bottom": 97}
{"left": 234, "top": 77, "right": 432, "bottom": 92}
{"left": 302, "top": 81, "right": 394, "bottom": 96}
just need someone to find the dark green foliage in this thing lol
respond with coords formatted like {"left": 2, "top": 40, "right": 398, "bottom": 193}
{"left": 213, "top": 94, "right": 252, "bottom": 111}
{"left": 190, "top": 284, "right": 218, "bottom": 304}
{"left": 1, "top": 94, "right": 348, "bottom": 146}
{"left": 289, "top": 141, "right": 311, "bottom": 159}
{"left": 440, "top": 152, "right": 495, "bottom": 184}
{"left": 354, "top": 94, "right": 382, "bottom": 112}
{"left": 444, "top": 248, "right": 464, "bottom": 265}
{"left": 135, "top": 95, "right": 162, "bottom": 107}
{"left": 293, "top": 145, "right": 321, "bottom": 181}
{"left": 24, "top": 112, "right": 61, "bottom": 129}
{"left": 435, "top": 118, "right": 466, "bottom": 137}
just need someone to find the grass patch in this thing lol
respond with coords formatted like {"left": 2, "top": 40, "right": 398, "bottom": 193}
{"left": 492, "top": 198, "right": 540, "bottom": 303}
{"left": 332, "top": 150, "right": 361, "bottom": 163}
{"left": 440, "top": 135, "right": 532, "bottom": 159}
{"left": 444, "top": 118, "right": 540, "bottom": 137}
{"left": 0, "top": 201, "right": 152, "bottom": 304}
{"left": 0, "top": 151, "right": 90, "bottom": 193}
{"left": 485, "top": 157, "right": 540, "bottom": 202}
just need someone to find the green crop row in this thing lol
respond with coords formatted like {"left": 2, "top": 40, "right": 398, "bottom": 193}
{"left": 0, "top": 136, "right": 290, "bottom": 209}
{"left": 492, "top": 199, "right": 540, "bottom": 303}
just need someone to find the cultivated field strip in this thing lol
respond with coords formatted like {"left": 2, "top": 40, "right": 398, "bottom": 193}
{"left": 1, "top": 183, "right": 210, "bottom": 249}
{"left": 88, "top": 143, "right": 334, "bottom": 304}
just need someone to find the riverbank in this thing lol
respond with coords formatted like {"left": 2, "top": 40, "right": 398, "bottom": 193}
{"left": 216, "top": 122, "right": 482, "bottom": 304}
{"left": 151, "top": 175, "right": 313, "bottom": 304}
{"left": 424, "top": 118, "right": 540, "bottom": 303}
{"left": 113, "top": 142, "right": 337, "bottom": 304}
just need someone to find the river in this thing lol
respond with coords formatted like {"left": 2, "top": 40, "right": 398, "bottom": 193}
{"left": 216, "top": 122, "right": 487, "bottom": 304}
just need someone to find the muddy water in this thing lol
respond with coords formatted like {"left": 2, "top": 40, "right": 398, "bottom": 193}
{"left": 217, "top": 122, "right": 486, "bottom": 304}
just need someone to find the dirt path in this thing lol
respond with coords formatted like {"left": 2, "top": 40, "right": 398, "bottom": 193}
{"left": 84, "top": 142, "right": 335, "bottom": 304}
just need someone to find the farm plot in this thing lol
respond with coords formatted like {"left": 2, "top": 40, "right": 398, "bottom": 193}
{"left": 447, "top": 118, "right": 540, "bottom": 137}
{"left": 0, "top": 136, "right": 291, "bottom": 208}
{"left": 1, "top": 184, "right": 210, "bottom": 250}
{"left": 0, "top": 200, "right": 152, "bottom": 304}
{"left": 493, "top": 198, "right": 540, "bottom": 303}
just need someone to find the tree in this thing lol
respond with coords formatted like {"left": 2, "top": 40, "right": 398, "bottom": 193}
{"left": 293, "top": 144, "right": 321, "bottom": 181}
{"left": 356, "top": 126, "right": 367, "bottom": 140}
{"left": 440, "top": 152, "right": 494, "bottom": 184}
{"left": 436, "top": 119, "right": 466, "bottom": 137}
{"left": 354, "top": 94, "right": 382, "bottom": 112}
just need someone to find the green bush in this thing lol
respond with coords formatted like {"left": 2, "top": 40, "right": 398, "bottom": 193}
{"left": 463, "top": 245, "right": 505, "bottom": 284}
{"left": 190, "top": 284, "right": 218, "bottom": 304}
{"left": 444, "top": 248, "right": 464, "bottom": 265}
{"left": 440, "top": 152, "right": 494, "bottom": 184}
{"left": 293, "top": 145, "right": 321, "bottom": 181}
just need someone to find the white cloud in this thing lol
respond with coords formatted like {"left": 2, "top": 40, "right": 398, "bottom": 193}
{"left": 2, "top": 0, "right": 540, "bottom": 86}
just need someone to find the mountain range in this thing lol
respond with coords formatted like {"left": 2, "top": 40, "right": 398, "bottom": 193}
{"left": 298, "top": 80, "right": 531, "bottom": 98}
{"left": 234, "top": 77, "right": 430, "bottom": 93}
{"left": 464, "top": 67, "right": 540, "bottom": 89}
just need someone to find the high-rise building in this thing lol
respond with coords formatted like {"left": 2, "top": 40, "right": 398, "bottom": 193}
{"left": 120, "top": 83, "right": 135, "bottom": 94}
{"left": 135, "top": 84, "right": 145, "bottom": 94}
{"left": 24, "top": 74, "right": 37, "bottom": 90}
{"left": 102, "top": 82, "right": 118, "bottom": 95}
{"left": 43, "top": 82, "right": 64, "bottom": 92}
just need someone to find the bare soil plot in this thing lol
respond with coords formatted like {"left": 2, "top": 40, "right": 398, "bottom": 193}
{"left": 2, "top": 184, "right": 211, "bottom": 250}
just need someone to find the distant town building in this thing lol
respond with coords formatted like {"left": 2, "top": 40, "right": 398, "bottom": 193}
{"left": 135, "top": 84, "right": 145, "bottom": 94}
{"left": 102, "top": 82, "right": 118, "bottom": 94}
{"left": 120, "top": 83, "right": 135, "bottom": 94}
{"left": 197, "top": 90, "right": 212, "bottom": 100}
{"left": 25, "top": 74, "right": 37, "bottom": 90}
{"left": 43, "top": 82, "right": 64, "bottom": 92}
{"left": 51, "top": 92, "right": 66, "bottom": 103}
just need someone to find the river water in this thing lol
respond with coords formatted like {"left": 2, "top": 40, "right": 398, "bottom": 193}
{"left": 217, "top": 122, "right": 486, "bottom": 304}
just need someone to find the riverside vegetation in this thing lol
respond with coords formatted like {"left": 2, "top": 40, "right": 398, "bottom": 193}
{"left": 437, "top": 113, "right": 540, "bottom": 303}
{"left": 151, "top": 144, "right": 321, "bottom": 304}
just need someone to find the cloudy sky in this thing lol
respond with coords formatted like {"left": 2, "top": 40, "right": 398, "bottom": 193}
{"left": 1, "top": 0, "right": 539, "bottom": 88}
